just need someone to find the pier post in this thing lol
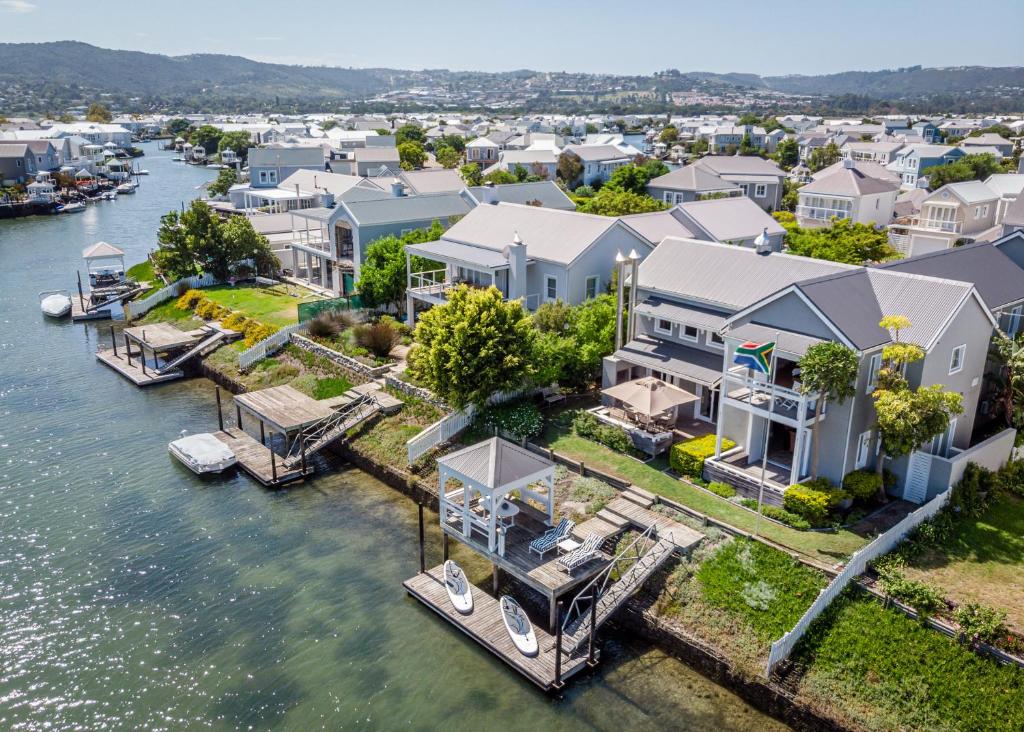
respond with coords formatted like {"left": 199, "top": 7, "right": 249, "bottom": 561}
{"left": 124, "top": 333, "right": 132, "bottom": 365}
{"left": 442, "top": 532, "right": 449, "bottom": 563}
{"left": 260, "top": 421, "right": 266, "bottom": 445}
{"left": 77, "top": 271, "right": 85, "bottom": 310}
{"left": 236, "top": 405, "right": 242, "bottom": 430}
{"left": 215, "top": 387, "right": 224, "bottom": 432}
{"left": 553, "top": 600, "right": 564, "bottom": 689}
{"left": 417, "top": 504, "right": 426, "bottom": 573}
{"left": 140, "top": 348, "right": 147, "bottom": 375}
{"left": 270, "top": 444, "right": 277, "bottom": 483}
{"left": 111, "top": 327, "right": 118, "bottom": 357}
{"left": 587, "top": 592, "right": 598, "bottom": 667}
{"left": 300, "top": 435, "right": 307, "bottom": 475}
{"left": 492, "top": 564, "right": 499, "bottom": 595}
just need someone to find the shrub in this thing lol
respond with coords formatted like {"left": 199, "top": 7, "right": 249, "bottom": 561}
{"left": 706, "top": 481, "right": 736, "bottom": 498}
{"left": 953, "top": 602, "right": 1007, "bottom": 646}
{"left": 243, "top": 322, "right": 278, "bottom": 347}
{"left": 669, "top": 434, "right": 735, "bottom": 477}
{"left": 843, "top": 469, "right": 882, "bottom": 501}
{"left": 221, "top": 312, "right": 250, "bottom": 331}
{"left": 572, "top": 410, "right": 633, "bottom": 453}
{"left": 308, "top": 313, "right": 341, "bottom": 339}
{"left": 194, "top": 298, "right": 218, "bottom": 319}
{"left": 476, "top": 400, "right": 543, "bottom": 441}
{"left": 738, "top": 499, "right": 812, "bottom": 529}
{"left": 176, "top": 289, "right": 206, "bottom": 310}
{"left": 570, "top": 476, "right": 617, "bottom": 514}
{"left": 354, "top": 320, "right": 400, "bottom": 358}
{"left": 325, "top": 309, "right": 360, "bottom": 331}
{"left": 952, "top": 462, "right": 996, "bottom": 517}
{"left": 876, "top": 567, "right": 945, "bottom": 618}
{"left": 784, "top": 481, "right": 846, "bottom": 524}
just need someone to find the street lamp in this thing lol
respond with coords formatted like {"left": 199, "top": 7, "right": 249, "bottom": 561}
{"left": 627, "top": 249, "right": 641, "bottom": 342}
{"left": 614, "top": 250, "right": 626, "bottom": 350}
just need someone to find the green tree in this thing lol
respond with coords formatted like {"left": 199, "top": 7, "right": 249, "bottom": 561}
{"left": 690, "top": 138, "right": 709, "bottom": 155}
{"left": 217, "top": 130, "right": 252, "bottom": 162}
{"left": 220, "top": 215, "right": 278, "bottom": 278}
{"left": 807, "top": 142, "right": 841, "bottom": 172}
{"left": 532, "top": 300, "right": 573, "bottom": 334}
{"left": 659, "top": 126, "right": 679, "bottom": 144}
{"left": 531, "top": 330, "right": 575, "bottom": 388}
{"left": 483, "top": 169, "right": 518, "bottom": 185}
{"left": 782, "top": 217, "right": 896, "bottom": 264}
{"left": 86, "top": 103, "right": 112, "bottom": 123}
{"left": 738, "top": 134, "right": 760, "bottom": 156}
{"left": 356, "top": 222, "right": 445, "bottom": 312}
{"left": 166, "top": 118, "right": 191, "bottom": 136}
{"left": 408, "top": 286, "right": 536, "bottom": 408}
{"left": 320, "top": 120, "right": 338, "bottom": 131}
{"left": 577, "top": 188, "right": 667, "bottom": 216}
{"left": 923, "top": 154, "right": 1002, "bottom": 189}
{"left": 567, "top": 294, "right": 617, "bottom": 382}
{"left": 987, "top": 334, "right": 1024, "bottom": 430}
{"left": 374, "top": 127, "right": 390, "bottom": 136}
{"left": 557, "top": 151, "right": 583, "bottom": 187}
{"left": 798, "top": 342, "right": 859, "bottom": 478}
{"left": 774, "top": 138, "right": 800, "bottom": 168}
{"left": 189, "top": 125, "right": 223, "bottom": 155}
{"left": 460, "top": 162, "right": 483, "bottom": 186}
{"left": 435, "top": 145, "right": 461, "bottom": 169}
{"left": 207, "top": 167, "right": 238, "bottom": 197}
{"left": 438, "top": 134, "right": 465, "bottom": 154}
{"left": 585, "top": 123, "right": 599, "bottom": 134}
{"left": 781, "top": 179, "right": 801, "bottom": 211}
{"left": 395, "top": 124, "right": 425, "bottom": 146}
{"left": 604, "top": 159, "right": 670, "bottom": 195}
{"left": 152, "top": 210, "right": 199, "bottom": 280}
{"left": 398, "top": 141, "right": 426, "bottom": 170}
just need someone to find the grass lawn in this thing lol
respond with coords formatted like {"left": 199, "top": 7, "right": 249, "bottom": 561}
{"left": 126, "top": 259, "right": 155, "bottom": 283}
{"left": 903, "top": 494, "right": 1024, "bottom": 633}
{"left": 538, "top": 428, "right": 869, "bottom": 564}
{"left": 138, "top": 299, "right": 200, "bottom": 327}
{"left": 200, "top": 284, "right": 323, "bottom": 328}
{"left": 204, "top": 344, "right": 355, "bottom": 400}
{"left": 795, "top": 594, "right": 1024, "bottom": 732}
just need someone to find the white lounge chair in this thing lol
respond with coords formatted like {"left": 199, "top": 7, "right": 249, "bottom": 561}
{"left": 528, "top": 518, "right": 574, "bottom": 558}
{"left": 558, "top": 533, "right": 601, "bottom": 573}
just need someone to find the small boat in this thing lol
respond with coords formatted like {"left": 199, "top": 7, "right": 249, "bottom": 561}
{"left": 206, "top": 163, "right": 227, "bottom": 169}
{"left": 172, "top": 156, "right": 184, "bottom": 162}
{"left": 59, "top": 201, "right": 86, "bottom": 214}
{"left": 116, "top": 182, "right": 137, "bottom": 194}
{"left": 443, "top": 560, "right": 473, "bottom": 615}
{"left": 168, "top": 433, "right": 237, "bottom": 474}
{"left": 500, "top": 596, "right": 538, "bottom": 657}
{"left": 101, "top": 191, "right": 117, "bottom": 200}
{"left": 136, "top": 169, "right": 150, "bottom": 175}
{"left": 39, "top": 290, "right": 72, "bottom": 318}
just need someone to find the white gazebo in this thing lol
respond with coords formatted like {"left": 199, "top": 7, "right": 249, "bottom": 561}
{"left": 82, "top": 241, "right": 126, "bottom": 284}
{"left": 437, "top": 437, "right": 555, "bottom": 557}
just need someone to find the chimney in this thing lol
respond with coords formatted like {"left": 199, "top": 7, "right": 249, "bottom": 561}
{"left": 483, "top": 181, "right": 498, "bottom": 205}
{"left": 391, "top": 182, "right": 406, "bottom": 197}
{"left": 754, "top": 227, "right": 772, "bottom": 255}
{"left": 843, "top": 157, "right": 855, "bottom": 169}
{"left": 503, "top": 230, "right": 528, "bottom": 302}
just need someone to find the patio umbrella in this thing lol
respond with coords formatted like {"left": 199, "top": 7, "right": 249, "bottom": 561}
{"left": 602, "top": 377, "right": 698, "bottom": 419}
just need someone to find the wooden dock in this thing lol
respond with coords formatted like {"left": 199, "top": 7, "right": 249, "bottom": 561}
{"left": 212, "top": 428, "right": 307, "bottom": 487}
{"left": 95, "top": 347, "right": 184, "bottom": 386}
{"left": 71, "top": 296, "right": 115, "bottom": 322}
{"left": 404, "top": 566, "right": 593, "bottom": 691}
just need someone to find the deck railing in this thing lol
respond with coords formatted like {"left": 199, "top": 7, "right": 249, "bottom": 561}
{"left": 795, "top": 205, "right": 851, "bottom": 221}
{"left": 912, "top": 216, "right": 963, "bottom": 233}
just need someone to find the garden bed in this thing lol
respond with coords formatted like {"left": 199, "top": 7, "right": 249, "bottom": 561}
{"left": 204, "top": 343, "right": 359, "bottom": 400}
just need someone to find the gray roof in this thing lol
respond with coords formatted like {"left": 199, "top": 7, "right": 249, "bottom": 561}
{"left": 638, "top": 238, "right": 852, "bottom": 311}
{"left": 563, "top": 144, "right": 632, "bottom": 162}
{"left": 620, "top": 208, "right": 696, "bottom": 244}
{"left": 404, "top": 238, "right": 511, "bottom": 269}
{"left": 676, "top": 198, "right": 786, "bottom": 243}
{"left": 614, "top": 336, "right": 723, "bottom": 386}
{"left": 498, "top": 150, "right": 557, "bottom": 165}
{"left": 646, "top": 164, "right": 740, "bottom": 193}
{"left": 725, "top": 322, "right": 823, "bottom": 357}
{"left": 811, "top": 159, "right": 901, "bottom": 185}
{"left": 342, "top": 191, "right": 472, "bottom": 226}
{"left": 801, "top": 166, "right": 899, "bottom": 197}
{"left": 694, "top": 156, "right": 785, "bottom": 178}
{"left": 466, "top": 181, "right": 575, "bottom": 210}
{"left": 249, "top": 146, "right": 324, "bottom": 168}
{"left": 353, "top": 147, "right": 400, "bottom": 163}
{"left": 437, "top": 437, "right": 552, "bottom": 491}
{"left": 0, "top": 143, "right": 29, "bottom": 158}
{"left": 634, "top": 297, "right": 727, "bottom": 331}
{"left": 928, "top": 180, "right": 998, "bottom": 206}
{"left": 877, "top": 242, "right": 1024, "bottom": 310}
{"left": 399, "top": 168, "right": 465, "bottom": 195}
{"left": 281, "top": 170, "right": 379, "bottom": 198}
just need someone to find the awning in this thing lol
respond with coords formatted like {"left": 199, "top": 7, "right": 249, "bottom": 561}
{"left": 633, "top": 298, "right": 727, "bottom": 331}
{"left": 613, "top": 337, "right": 723, "bottom": 387}
{"left": 404, "top": 239, "right": 511, "bottom": 270}
{"left": 723, "top": 322, "right": 824, "bottom": 357}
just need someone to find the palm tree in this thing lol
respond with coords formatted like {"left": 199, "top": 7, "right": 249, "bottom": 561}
{"left": 798, "top": 341, "right": 859, "bottom": 479}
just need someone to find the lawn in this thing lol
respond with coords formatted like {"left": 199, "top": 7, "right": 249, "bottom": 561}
{"left": 537, "top": 428, "right": 869, "bottom": 564}
{"left": 138, "top": 299, "right": 200, "bottom": 327}
{"left": 126, "top": 259, "right": 155, "bottom": 283}
{"left": 200, "top": 284, "right": 323, "bottom": 328}
{"left": 204, "top": 344, "right": 354, "bottom": 400}
{"left": 795, "top": 593, "right": 1024, "bottom": 732}
{"left": 903, "top": 494, "right": 1024, "bottom": 633}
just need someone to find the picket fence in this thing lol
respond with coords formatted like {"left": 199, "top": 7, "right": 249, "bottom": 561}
{"left": 405, "top": 388, "right": 533, "bottom": 464}
{"left": 764, "top": 486, "right": 953, "bottom": 676}
{"left": 124, "top": 273, "right": 219, "bottom": 320}
{"left": 237, "top": 322, "right": 309, "bottom": 372}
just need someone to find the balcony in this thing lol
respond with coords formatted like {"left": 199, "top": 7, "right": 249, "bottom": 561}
{"left": 911, "top": 216, "right": 963, "bottom": 234}
{"left": 888, "top": 231, "right": 912, "bottom": 256}
{"left": 795, "top": 205, "right": 851, "bottom": 222}
{"left": 722, "top": 365, "right": 822, "bottom": 426}
{"left": 408, "top": 269, "right": 540, "bottom": 310}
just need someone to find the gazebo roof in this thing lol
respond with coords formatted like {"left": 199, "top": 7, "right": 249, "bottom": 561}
{"left": 82, "top": 241, "right": 125, "bottom": 259}
{"left": 438, "top": 437, "right": 553, "bottom": 494}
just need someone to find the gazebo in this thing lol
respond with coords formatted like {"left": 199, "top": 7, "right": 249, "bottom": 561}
{"left": 82, "top": 241, "right": 126, "bottom": 285}
{"left": 437, "top": 437, "right": 555, "bottom": 557}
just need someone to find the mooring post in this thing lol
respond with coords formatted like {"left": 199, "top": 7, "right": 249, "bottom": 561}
{"left": 260, "top": 421, "right": 266, "bottom": 445}
{"left": 270, "top": 445, "right": 277, "bottom": 483}
{"left": 492, "top": 564, "right": 499, "bottom": 596}
{"left": 236, "top": 405, "right": 242, "bottom": 430}
{"left": 77, "top": 271, "right": 85, "bottom": 309}
{"left": 554, "top": 600, "right": 564, "bottom": 688}
{"left": 442, "top": 532, "right": 449, "bottom": 563}
{"left": 140, "top": 347, "right": 147, "bottom": 375}
{"left": 215, "top": 386, "right": 224, "bottom": 432}
{"left": 587, "top": 591, "right": 598, "bottom": 667}
{"left": 417, "top": 503, "right": 426, "bottom": 573}
{"left": 124, "top": 333, "right": 132, "bottom": 365}
{"left": 111, "top": 327, "right": 118, "bottom": 357}
{"left": 300, "top": 435, "right": 307, "bottom": 475}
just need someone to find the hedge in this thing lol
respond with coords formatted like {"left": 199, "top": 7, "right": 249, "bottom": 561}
{"left": 669, "top": 434, "right": 735, "bottom": 477}
{"left": 842, "top": 469, "right": 881, "bottom": 501}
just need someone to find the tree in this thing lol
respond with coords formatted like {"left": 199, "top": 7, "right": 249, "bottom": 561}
{"left": 356, "top": 221, "right": 445, "bottom": 312}
{"left": 604, "top": 159, "right": 669, "bottom": 195}
{"left": 166, "top": 118, "right": 191, "bottom": 137}
{"left": 374, "top": 127, "right": 390, "bottom": 136}
{"left": 438, "top": 134, "right": 465, "bottom": 154}
{"left": 395, "top": 124, "right": 425, "bottom": 146}
{"left": 220, "top": 215, "right": 278, "bottom": 278}
{"left": 460, "top": 163, "right": 483, "bottom": 186}
{"left": 738, "top": 134, "right": 760, "bottom": 156}
{"left": 923, "top": 154, "right": 1002, "bottom": 189}
{"left": 659, "top": 126, "right": 679, "bottom": 144}
{"left": 782, "top": 217, "right": 896, "bottom": 264}
{"left": 408, "top": 286, "right": 536, "bottom": 408}
{"left": 584, "top": 123, "right": 599, "bottom": 134}
{"left": 207, "top": 167, "right": 238, "bottom": 197}
{"left": 567, "top": 294, "right": 617, "bottom": 382}
{"left": 398, "top": 141, "right": 426, "bottom": 170}
{"left": 320, "top": 120, "right": 338, "bottom": 131}
{"left": 152, "top": 210, "right": 198, "bottom": 280}
{"left": 781, "top": 179, "right": 801, "bottom": 211}
{"left": 774, "top": 138, "right": 800, "bottom": 169}
{"left": 86, "top": 103, "right": 112, "bottom": 123}
{"left": 557, "top": 151, "right": 583, "bottom": 187}
{"left": 189, "top": 125, "right": 223, "bottom": 155}
{"left": 987, "top": 334, "right": 1024, "bottom": 430}
{"left": 872, "top": 315, "right": 963, "bottom": 501}
{"left": 217, "top": 131, "right": 251, "bottom": 162}
{"left": 435, "top": 145, "right": 461, "bottom": 169}
{"left": 532, "top": 300, "right": 573, "bottom": 334}
{"left": 798, "top": 342, "right": 859, "bottom": 478}
{"left": 483, "top": 169, "right": 518, "bottom": 185}
{"left": 576, "top": 188, "right": 667, "bottom": 216}
{"left": 807, "top": 142, "right": 841, "bottom": 172}
{"left": 690, "top": 138, "right": 709, "bottom": 155}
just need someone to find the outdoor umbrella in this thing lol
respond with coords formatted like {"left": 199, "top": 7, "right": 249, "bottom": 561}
{"left": 602, "top": 377, "right": 698, "bottom": 421}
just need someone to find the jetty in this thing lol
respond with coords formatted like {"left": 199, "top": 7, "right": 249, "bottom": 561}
{"left": 71, "top": 242, "right": 144, "bottom": 321}
{"left": 95, "top": 322, "right": 235, "bottom": 386}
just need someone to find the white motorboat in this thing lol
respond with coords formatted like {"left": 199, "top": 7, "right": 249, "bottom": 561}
{"left": 443, "top": 560, "right": 474, "bottom": 615}
{"left": 206, "top": 163, "right": 227, "bottom": 169}
{"left": 101, "top": 191, "right": 117, "bottom": 200}
{"left": 116, "top": 182, "right": 138, "bottom": 194}
{"left": 39, "top": 290, "right": 72, "bottom": 318}
{"left": 168, "top": 433, "right": 237, "bottom": 474}
{"left": 59, "top": 201, "right": 86, "bottom": 214}
{"left": 500, "top": 596, "right": 538, "bottom": 657}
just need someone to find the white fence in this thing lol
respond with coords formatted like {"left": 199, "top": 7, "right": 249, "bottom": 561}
{"left": 764, "top": 486, "right": 953, "bottom": 676}
{"left": 237, "top": 322, "right": 309, "bottom": 372}
{"left": 124, "top": 273, "right": 218, "bottom": 319}
{"left": 405, "top": 388, "right": 533, "bottom": 464}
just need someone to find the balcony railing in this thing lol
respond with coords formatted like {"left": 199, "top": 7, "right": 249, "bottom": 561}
{"left": 888, "top": 231, "right": 912, "bottom": 255}
{"left": 723, "top": 365, "right": 822, "bottom": 424}
{"left": 796, "top": 205, "right": 851, "bottom": 221}
{"left": 293, "top": 229, "right": 330, "bottom": 254}
{"left": 911, "top": 217, "right": 962, "bottom": 233}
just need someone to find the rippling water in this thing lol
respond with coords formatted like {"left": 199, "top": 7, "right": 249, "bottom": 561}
{"left": 0, "top": 144, "right": 788, "bottom": 731}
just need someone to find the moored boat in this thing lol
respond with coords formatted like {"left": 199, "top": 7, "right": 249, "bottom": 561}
{"left": 59, "top": 201, "right": 86, "bottom": 214}
{"left": 168, "top": 433, "right": 237, "bottom": 474}
{"left": 39, "top": 290, "right": 72, "bottom": 318}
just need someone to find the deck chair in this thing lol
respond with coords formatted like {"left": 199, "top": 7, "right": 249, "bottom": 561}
{"left": 528, "top": 517, "right": 574, "bottom": 558}
{"left": 558, "top": 533, "right": 601, "bottom": 574}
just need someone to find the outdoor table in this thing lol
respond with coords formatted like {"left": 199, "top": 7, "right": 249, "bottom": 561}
{"left": 495, "top": 499, "right": 520, "bottom": 528}
{"left": 557, "top": 537, "right": 581, "bottom": 555}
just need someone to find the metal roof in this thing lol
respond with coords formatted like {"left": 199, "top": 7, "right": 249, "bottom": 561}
{"left": 676, "top": 198, "right": 786, "bottom": 243}
{"left": 614, "top": 337, "right": 723, "bottom": 386}
{"left": 800, "top": 166, "right": 899, "bottom": 197}
{"left": 404, "top": 239, "right": 511, "bottom": 269}
{"left": 647, "top": 164, "right": 740, "bottom": 193}
{"left": 634, "top": 297, "right": 728, "bottom": 331}
{"left": 343, "top": 192, "right": 473, "bottom": 226}
{"left": 466, "top": 181, "right": 575, "bottom": 210}
{"left": 620, "top": 209, "right": 696, "bottom": 245}
{"left": 399, "top": 169, "right": 465, "bottom": 195}
{"left": 724, "top": 322, "right": 823, "bottom": 357}
{"left": 437, "top": 437, "right": 553, "bottom": 492}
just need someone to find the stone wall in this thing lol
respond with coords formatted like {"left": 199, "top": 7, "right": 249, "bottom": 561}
{"left": 383, "top": 374, "right": 448, "bottom": 409}
{"left": 290, "top": 334, "right": 390, "bottom": 380}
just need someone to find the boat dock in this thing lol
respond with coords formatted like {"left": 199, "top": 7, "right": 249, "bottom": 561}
{"left": 212, "top": 427, "right": 307, "bottom": 487}
{"left": 95, "top": 322, "right": 233, "bottom": 386}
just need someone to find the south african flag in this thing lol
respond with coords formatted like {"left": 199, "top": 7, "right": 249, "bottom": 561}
{"left": 733, "top": 341, "right": 774, "bottom": 374}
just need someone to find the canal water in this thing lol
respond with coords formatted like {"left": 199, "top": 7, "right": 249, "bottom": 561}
{"left": 0, "top": 144, "right": 788, "bottom": 731}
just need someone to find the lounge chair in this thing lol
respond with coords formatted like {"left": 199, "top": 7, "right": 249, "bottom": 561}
{"left": 529, "top": 517, "right": 574, "bottom": 558}
{"left": 558, "top": 533, "right": 601, "bottom": 573}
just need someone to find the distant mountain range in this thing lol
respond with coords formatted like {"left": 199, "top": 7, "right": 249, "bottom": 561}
{"left": 2, "top": 42, "right": 1023, "bottom": 113}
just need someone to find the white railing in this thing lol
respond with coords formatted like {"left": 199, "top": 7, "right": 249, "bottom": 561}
{"left": 888, "top": 232, "right": 912, "bottom": 255}
{"left": 723, "top": 366, "right": 819, "bottom": 420}
{"left": 912, "top": 217, "right": 963, "bottom": 233}
{"left": 237, "top": 322, "right": 309, "bottom": 372}
{"left": 406, "top": 387, "right": 533, "bottom": 464}
{"left": 764, "top": 485, "right": 953, "bottom": 676}
{"left": 795, "top": 205, "right": 851, "bottom": 221}
{"left": 124, "top": 273, "right": 219, "bottom": 319}
{"left": 410, "top": 269, "right": 447, "bottom": 290}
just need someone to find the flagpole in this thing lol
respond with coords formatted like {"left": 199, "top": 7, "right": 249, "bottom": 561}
{"left": 754, "top": 332, "right": 781, "bottom": 538}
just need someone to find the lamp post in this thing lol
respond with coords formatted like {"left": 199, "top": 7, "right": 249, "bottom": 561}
{"left": 614, "top": 250, "right": 626, "bottom": 350}
{"left": 627, "top": 249, "right": 641, "bottom": 343}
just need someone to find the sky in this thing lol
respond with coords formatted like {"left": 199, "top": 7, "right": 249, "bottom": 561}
{"left": 2, "top": 0, "right": 1022, "bottom": 76}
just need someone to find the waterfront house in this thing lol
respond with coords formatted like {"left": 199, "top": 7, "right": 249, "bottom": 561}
{"left": 796, "top": 159, "right": 899, "bottom": 228}
{"left": 404, "top": 202, "right": 653, "bottom": 324}
{"left": 840, "top": 140, "right": 906, "bottom": 165}
{"left": 962, "top": 133, "right": 1014, "bottom": 158}
{"left": 708, "top": 125, "right": 767, "bottom": 154}
{"left": 330, "top": 147, "right": 401, "bottom": 177}
{"left": 692, "top": 156, "right": 786, "bottom": 211}
{"left": 0, "top": 143, "right": 37, "bottom": 184}
{"left": 887, "top": 180, "right": 1000, "bottom": 256}
{"left": 248, "top": 147, "right": 326, "bottom": 188}
{"left": 912, "top": 121, "right": 940, "bottom": 143}
{"left": 646, "top": 165, "right": 742, "bottom": 205}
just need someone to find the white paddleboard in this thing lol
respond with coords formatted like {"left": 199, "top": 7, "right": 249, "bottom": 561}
{"left": 444, "top": 560, "right": 473, "bottom": 615}
{"left": 500, "top": 595, "right": 538, "bottom": 657}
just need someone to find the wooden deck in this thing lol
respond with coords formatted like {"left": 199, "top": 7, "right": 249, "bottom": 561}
{"left": 71, "top": 296, "right": 114, "bottom": 321}
{"left": 601, "top": 495, "right": 704, "bottom": 551}
{"left": 234, "top": 385, "right": 336, "bottom": 433}
{"left": 212, "top": 428, "right": 307, "bottom": 487}
{"left": 404, "top": 566, "right": 592, "bottom": 691}
{"left": 95, "top": 347, "right": 184, "bottom": 386}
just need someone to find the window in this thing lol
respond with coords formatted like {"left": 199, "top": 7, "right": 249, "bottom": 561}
{"left": 754, "top": 183, "right": 767, "bottom": 198}
{"left": 867, "top": 353, "right": 882, "bottom": 392}
{"left": 949, "top": 344, "right": 966, "bottom": 374}
{"left": 855, "top": 431, "right": 872, "bottom": 469}
{"left": 258, "top": 170, "right": 268, "bottom": 184}
{"left": 267, "top": 170, "right": 278, "bottom": 184}
{"left": 738, "top": 184, "right": 749, "bottom": 196}
{"left": 674, "top": 193, "right": 684, "bottom": 204}
{"left": 1008, "top": 305, "right": 1023, "bottom": 338}
{"left": 585, "top": 275, "right": 599, "bottom": 300}
{"left": 654, "top": 318, "right": 673, "bottom": 336}
{"left": 682, "top": 325, "right": 699, "bottom": 342}
{"left": 708, "top": 331, "right": 724, "bottom": 348}
{"left": 663, "top": 192, "right": 672, "bottom": 203}
{"left": 545, "top": 275, "right": 558, "bottom": 302}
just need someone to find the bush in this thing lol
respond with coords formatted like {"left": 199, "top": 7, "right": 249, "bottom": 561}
{"left": 706, "top": 481, "right": 736, "bottom": 498}
{"left": 476, "top": 400, "right": 543, "bottom": 441}
{"left": 953, "top": 602, "right": 1007, "bottom": 645}
{"left": 243, "top": 322, "right": 278, "bottom": 347}
{"left": 176, "top": 289, "right": 206, "bottom": 310}
{"left": 876, "top": 567, "right": 945, "bottom": 618}
{"left": 784, "top": 481, "right": 846, "bottom": 525}
{"left": 308, "top": 313, "right": 341, "bottom": 339}
{"left": 738, "top": 499, "right": 812, "bottom": 529}
{"left": 843, "top": 469, "right": 882, "bottom": 501}
{"left": 570, "top": 476, "right": 617, "bottom": 514}
{"left": 952, "top": 462, "right": 996, "bottom": 517}
{"left": 669, "top": 434, "right": 735, "bottom": 477}
{"left": 194, "top": 298, "right": 218, "bottom": 319}
{"left": 221, "top": 312, "right": 250, "bottom": 331}
{"left": 354, "top": 320, "right": 400, "bottom": 358}
{"left": 572, "top": 410, "right": 632, "bottom": 453}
